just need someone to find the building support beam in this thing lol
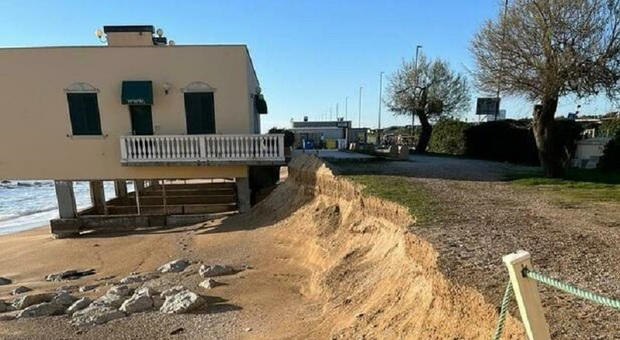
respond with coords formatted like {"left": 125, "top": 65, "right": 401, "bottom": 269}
{"left": 114, "top": 180, "right": 128, "bottom": 198}
{"left": 135, "top": 180, "right": 145, "bottom": 192}
{"left": 235, "top": 177, "right": 251, "bottom": 214}
{"left": 135, "top": 180, "right": 142, "bottom": 215}
{"left": 162, "top": 179, "right": 167, "bottom": 215}
{"left": 54, "top": 180, "right": 77, "bottom": 218}
{"left": 89, "top": 180, "right": 106, "bottom": 214}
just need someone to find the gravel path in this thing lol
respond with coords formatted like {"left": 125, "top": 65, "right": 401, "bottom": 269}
{"left": 415, "top": 179, "right": 620, "bottom": 339}
{"left": 331, "top": 155, "right": 620, "bottom": 339}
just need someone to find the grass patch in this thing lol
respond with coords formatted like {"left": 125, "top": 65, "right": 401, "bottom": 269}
{"left": 507, "top": 168, "right": 620, "bottom": 203}
{"left": 347, "top": 175, "right": 437, "bottom": 224}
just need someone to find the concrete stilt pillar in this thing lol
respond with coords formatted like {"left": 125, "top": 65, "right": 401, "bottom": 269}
{"left": 54, "top": 180, "right": 77, "bottom": 218}
{"left": 114, "top": 180, "right": 127, "bottom": 198}
{"left": 89, "top": 180, "right": 106, "bottom": 214}
{"left": 235, "top": 177, "right": 251, "bottom": 214}
{"left": 135, "top": 180, "right": 145, "bottom": 192}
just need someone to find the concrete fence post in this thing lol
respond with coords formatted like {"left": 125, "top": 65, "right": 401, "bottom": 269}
{"left": 502, "top": 250, "right": 551, "bottom": 340}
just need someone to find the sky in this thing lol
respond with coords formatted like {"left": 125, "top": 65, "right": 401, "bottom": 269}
{"left": 0, "top": 0, "right": 616, "bottom": 132}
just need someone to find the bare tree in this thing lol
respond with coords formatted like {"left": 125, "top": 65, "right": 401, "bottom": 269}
{"left": 471, "top": 0, "right": 620, "bottom": 177}
{"left": 386, "top": 54, "right": 470, "bottom": 153}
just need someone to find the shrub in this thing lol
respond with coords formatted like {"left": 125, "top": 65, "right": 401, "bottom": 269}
{"left": 428, "top": 118, "right": 469, "bottom": 155}
{"left": 268, "top": 128, "right": 295, "bottom": 147}
{"left": 598, "top": 131, "right": 620, "bottom": 171}
{"left": 599, "top": 118, "right": 620, "bottom": 137}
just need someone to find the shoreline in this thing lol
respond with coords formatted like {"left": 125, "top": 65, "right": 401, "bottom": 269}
{"left": 0, "top": 222, "right": 51, "bottom": 236}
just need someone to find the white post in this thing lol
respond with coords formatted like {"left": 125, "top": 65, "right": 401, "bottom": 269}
{"left": 120, "top": 137, "right": 128, "bottom": 161}
{"left": 199, "top": 136, "right": 206, "bottom": 160}
{"left": 502, "top": 250, "right": 551, "bottom": 340}
{"left": 278, "top": 134, "right": 284, "bottom": 159}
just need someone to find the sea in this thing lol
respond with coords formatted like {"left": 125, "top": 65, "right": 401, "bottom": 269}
{"left": 0, "top": 180, "right": 133, "bottom": 235}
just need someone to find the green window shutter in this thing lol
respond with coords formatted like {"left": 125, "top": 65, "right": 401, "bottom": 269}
{"left": 184, "top": 92, "right": 215, "bottom": 134}
{"left": 67, "top": 93, "right": 102, "bottom": 135}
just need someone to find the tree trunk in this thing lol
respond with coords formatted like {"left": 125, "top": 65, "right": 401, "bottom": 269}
{"left": 416, "top": 112, "right": 432, "bottom": 153}
{"left": 532, "top": 95, "right": 565, "bottom": 177}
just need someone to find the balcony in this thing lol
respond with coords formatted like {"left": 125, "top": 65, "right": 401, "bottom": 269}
{"left": 120, "top": 134, "right": 285, "bottom": 166}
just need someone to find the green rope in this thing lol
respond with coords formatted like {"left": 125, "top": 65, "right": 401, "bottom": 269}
{"left": 492, "top": 280, "right": 513, "bottom": 340}
{"left": 523, "top": 269, "right": 620, "bottom": 310}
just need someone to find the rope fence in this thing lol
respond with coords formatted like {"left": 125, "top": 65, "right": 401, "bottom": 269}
{"left": 492, "top": 250, "right": 620, "bottom": 340}
{"left": 523, "top": 269, "right": 620, "bottom": 310}
{"left": 491, "top": 280, "right": 513, "bottom": 340}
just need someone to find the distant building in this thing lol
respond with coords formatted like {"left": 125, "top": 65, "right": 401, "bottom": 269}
{"left": 290, "top": 117, "right": 366, "bottom": 149}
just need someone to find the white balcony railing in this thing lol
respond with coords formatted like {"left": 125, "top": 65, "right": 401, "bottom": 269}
{"left": 120, "top": 134, "right": 285, "bottom": 165}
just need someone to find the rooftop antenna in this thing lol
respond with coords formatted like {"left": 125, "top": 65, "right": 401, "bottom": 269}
{"left": 94, "top": 28, "right": 106, "bottom": 43}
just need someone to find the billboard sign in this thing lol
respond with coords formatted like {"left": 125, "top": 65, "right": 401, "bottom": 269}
{"left": 476, "top": 97, "right": 500, "bottom": 116}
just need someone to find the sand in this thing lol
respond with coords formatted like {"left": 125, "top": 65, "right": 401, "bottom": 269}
{"left": 1, "top": 154, "right": 612, "bottom": 339}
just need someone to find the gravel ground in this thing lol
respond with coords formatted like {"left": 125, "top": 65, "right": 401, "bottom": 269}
{"left": 331, "top": 155, "right": 620, "bottom": 339}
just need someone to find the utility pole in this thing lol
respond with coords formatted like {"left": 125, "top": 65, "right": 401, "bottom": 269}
{"left": 378, "top": 71, "right": 384, "bottom": 144}
{"left": 358, "top": 86, "right": 363, "bottom": 128}
{"left": 413, "top": 45, "right": 422, "bottom": 136}
{"left": 345, "top": 97, "right": 348, "bottom": 121}
{"left": 336, "top": 103, "right": 339, "bottom": 119}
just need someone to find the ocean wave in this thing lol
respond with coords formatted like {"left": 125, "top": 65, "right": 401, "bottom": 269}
{"left": 0, "top": 180, "right": 120, "bottom": 234}
{"left": 0, "top": 206, "right": 58, "bottom": 221}
{"left": 0, "top": 213, "right": 19, "bottom": 222}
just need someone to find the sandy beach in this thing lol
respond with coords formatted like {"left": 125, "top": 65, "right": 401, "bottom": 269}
{"left": 0, "top": 212, "right": 320, "bottom": 340}
{"left": 0, "top": 155, "right": 618, "bottom": 339}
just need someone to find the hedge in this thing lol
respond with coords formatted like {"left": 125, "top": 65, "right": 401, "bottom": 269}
{"left": 444, "top": 119, "right": 583, "bottom": 166}
{"left": 464, "top": 120, "right": 540, "bottom": 165}
{"left": 428, "top": 118, "right": 469, "bottom": 155}
{"left": 598, "top": 131, "right": 620, "bottom": 171}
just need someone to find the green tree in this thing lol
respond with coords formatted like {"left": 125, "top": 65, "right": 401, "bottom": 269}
{"left": 385, "top": 54, "right": 470, "bottom": 153}
{"left": 471, "top": 0, "right": 620, "bottom": 177}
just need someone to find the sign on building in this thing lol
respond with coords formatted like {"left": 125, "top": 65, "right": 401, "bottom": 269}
{"left": 476, "top": 97, "right": 500, "bottom": 116}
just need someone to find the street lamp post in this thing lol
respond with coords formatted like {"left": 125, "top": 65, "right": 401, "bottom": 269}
{"left": 378, "top": 71, "right": 384, "bottom": 144}
{"left": 358, "top": 86, "right": 363, "bottom": 128}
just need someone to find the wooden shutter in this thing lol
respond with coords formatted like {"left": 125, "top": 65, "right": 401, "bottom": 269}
{"left": 184, "top": 92, "right": 215, "bottom": 134}
{"left": 67, "top": 93, "right": 102, "bottom": 135}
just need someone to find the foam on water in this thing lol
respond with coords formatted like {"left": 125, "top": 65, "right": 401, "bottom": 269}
{"left": 0, "top": 180, "right": 132, "bottom": 235}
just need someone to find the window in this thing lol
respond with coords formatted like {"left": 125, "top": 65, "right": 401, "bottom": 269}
{"left": 67, "top": 93, "right": 102, "bottom": 135}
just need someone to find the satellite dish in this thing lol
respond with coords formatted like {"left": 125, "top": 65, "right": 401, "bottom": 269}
{"left": 168, "top": 40, "right": 176, "bottom": 46}
{"left": 156, "top": 28, "right": 164, "bottom": 37}
{"left": 95, "top": 28, "right": 104, "bottom": 39}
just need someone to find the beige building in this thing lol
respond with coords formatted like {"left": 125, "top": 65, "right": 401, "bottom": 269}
{"left": 0, "top": 25, "right": 284, "bottom": 237}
